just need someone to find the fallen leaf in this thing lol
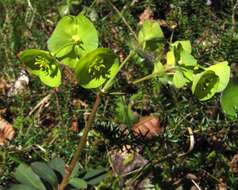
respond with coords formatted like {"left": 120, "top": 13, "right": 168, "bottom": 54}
{"left": 110, "top": 146, "right": 152, "bottom": 189}
{"left": 0, "top": 77, "right": 10, "bottom": 95}
{"left": 0, "top": 108, "right": 7, "bottom": 115}
{"left": 186, "top": 173, "right": 198, "bottom": 181}
{"left": 159, "top": 19, "right": 177, "bottom": 31}
{"left": 7, "top": 70, "right": 29, "bottom": 97}
{"left": 139, "top": 7, "right": 154, "bottom": 25}
{"left": 72, "top": 99, "right": 88, "bottom": 109}
{"left": 132, "top": 116, "right": 162, "bottom": 139}
{"left": 217, "top": 178, "right": 227, "bottom": 190}
{"left": 230, "top": 154, "right": 238, "bottom": 173}
{"left": 63, "top": 67, "right": 78, "bottom": 85}
{"left": 0, "top": 116, "right": 15, "bottom": 146}
{"left": 70, "top": 118, "right": 79, "bottom": 132}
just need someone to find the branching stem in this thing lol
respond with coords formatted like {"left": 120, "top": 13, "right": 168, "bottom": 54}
{"left": 102, "top": 51, "right": 135, "bottom": 92}
{"left": 132, "top": 67, "right": 176, "bottom": 85}
{"left": 58, "top": 51, "right": 134, "bottom": 190}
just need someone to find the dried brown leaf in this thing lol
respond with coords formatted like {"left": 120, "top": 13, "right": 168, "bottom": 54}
{"left": 7, "top": 70, "right": 29, "bottom": 97}
{"left": 139, "top": 7, "right": 154, "bottom": 25}
{"left": 0, "top": 77, "right": 10, "bottom": 95}
{"left": 217, "top": 178, "right": 227, "bottom": 190}
{"left": 230, "top": 154, "right": 238, "bottom": 173}
{"left": 110, "top": 146, "right": 152, "bottom": 189}
{"left": 159, "top": 19, "right": 177, "bottom": 31}
{"left": 69, "top": 118, "right": 79, "bottom": 132}
{"left": 132, "top": 116, "right": 162, "bottom": 139}
{"left": 0, "top": 116, "right": 15, "bottom": 146}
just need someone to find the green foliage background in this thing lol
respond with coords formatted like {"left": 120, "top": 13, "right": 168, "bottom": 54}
{"left": 0, "top": 0, "right": 238, "bottom": 189}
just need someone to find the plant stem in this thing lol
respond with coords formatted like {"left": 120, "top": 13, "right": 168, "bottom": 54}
{"left": 102, "top": 51, "right": 135, "bottom": 92}
{"left": 132, "top": 67, "right": 176, "bottom": 85}
{"left": 58, "top": 51, "right": 133, "bottom": 189}
{"left": 132, "top": 72, "right": 162, "bottom": 85}
{"left": 58, "top": 93, "right": 101, "bottom": 190}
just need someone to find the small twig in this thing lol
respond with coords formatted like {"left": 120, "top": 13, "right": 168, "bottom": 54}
{"left": 201, "top": 169, "right": 232, "bottom": 189}
{"left": 25, "top": 0, "right": 36, "bottom": 28}
{"left": 26, "top": 0, "right": 33, "bottom": 10}
{"left": 28, "top": 93, "right": 52, "bottom": 116}
{"left": 106, "top": 0, "right": 138, "bottom": 41}
{"left": 232, "top": 0, "right": 238, "bottom": 34}
{"left": 191, "top": 179, "right": 202, "bottom": 190}
{"left": 178, "top": 127, "right": 195, "bottom": 157}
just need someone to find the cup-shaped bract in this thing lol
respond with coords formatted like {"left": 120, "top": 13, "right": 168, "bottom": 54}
{"left": 206, "top": 61, "right": 230, "bottom": 92}
{"left": 172, "top": 40, "right": 192, "bottom": 54}
{"left": 192, "top": 61, "right": 230, "bottom": 101}
{"left": 47, "top": 14, "right": 98, "bottom": 68}
{"left": 138, "top": 20, "right": 164, "bottom": 51}
{"left": 192, "top": 70, "right": 219, "bottom": 101}
{"left": 75, "top": 48, "right": 119, "bottom": 89}
{"left": 220, "top": 78, "right": 238, "bottom": 119}
{"left": 18, "top": 49, "right": 61, "bottom": 87}
{"left": 168, "top": 40, "right": 197, "bottom": 66}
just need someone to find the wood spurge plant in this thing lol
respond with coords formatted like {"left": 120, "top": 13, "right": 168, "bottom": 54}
{"left": 12, "top": 10, "right": 231, "bottom": 190}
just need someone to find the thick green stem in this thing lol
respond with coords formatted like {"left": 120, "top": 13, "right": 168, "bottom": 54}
{"left": 58, "top": 93, "right": 101, "bottom": 190}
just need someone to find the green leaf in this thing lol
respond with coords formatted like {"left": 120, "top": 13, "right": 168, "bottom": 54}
{"left": 9, "top": 184, "right": 37, "bottom": 190}
{"left": 179, "top": 50, "right": 197, "bottom": 66}
{"left": 192, "top": 70, "right": 219, "bottom": 101}
{"left": 182, "top": 68, "right": 194, "bottom": 81}
{"left": 173, "top": 70, "right": 189, "bottom": 88}
{"left": 31, "top": 162, "right": 58, "bottom": 186}
{"left": 58, "top": 4, "right": 70, "bottom": 17}
{"left": 83, "top": 168, "right": 108, "bottom": 185}
{"left": 220, "top": 79, "right": 238, "bottom": 119}
{"left": 207, "top": 61, "right": 230, "bottom": 92}
{"left": 60, "top": 50, "right": 79, "bottom": 69}
{"left": 18, "top": 49, "right": 61, "bottom": 87}
{"left": 47, "top": 14, "right": 98, "bottom": 64}
{"left": 173, "top": 40, "right": 192, "bottom": 53}
{"left": 166, "top": 50, "right": 175, "bottom": 65}
{"left": 49, "top": 157, "right": 65, "bottom": 176}
{"left": 75, "top": 48, "right": 119, "bottom": 89}
{"left": 14, "top": 164, "right": 46, "bottom": 190}
{"left": 138, "top": 20, "right": 164, "bottom": 51}
{"left": 153, "top": 61, "right": 164, "bottom": 75}
{"left": 69, "top": 178, "right": 87, "bottom": 189}
{"left": 138, "top": 20, "right": 164, "bottom": 42}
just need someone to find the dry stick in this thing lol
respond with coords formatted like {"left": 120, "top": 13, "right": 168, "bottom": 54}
{"left": 28, "top": 93, "right": 52, "bottom": 116}
{"left": 178, "top": 127, "right": 195, "bottom": 157}
{"left": 191, "top": 179, "right": 202, "bottom": 190}
{"left": 58, "top": 93, "right": 101, "bottom": 190}
{"left": 106, "top": 0, "right": 138, "bottom": 41}
{"left": 232, "top": 0, "right": 238, "bottom": 34}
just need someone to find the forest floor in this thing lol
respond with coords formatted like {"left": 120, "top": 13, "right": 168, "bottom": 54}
{"left": 0, "top": 0, "right": 238, "bottom": 189}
